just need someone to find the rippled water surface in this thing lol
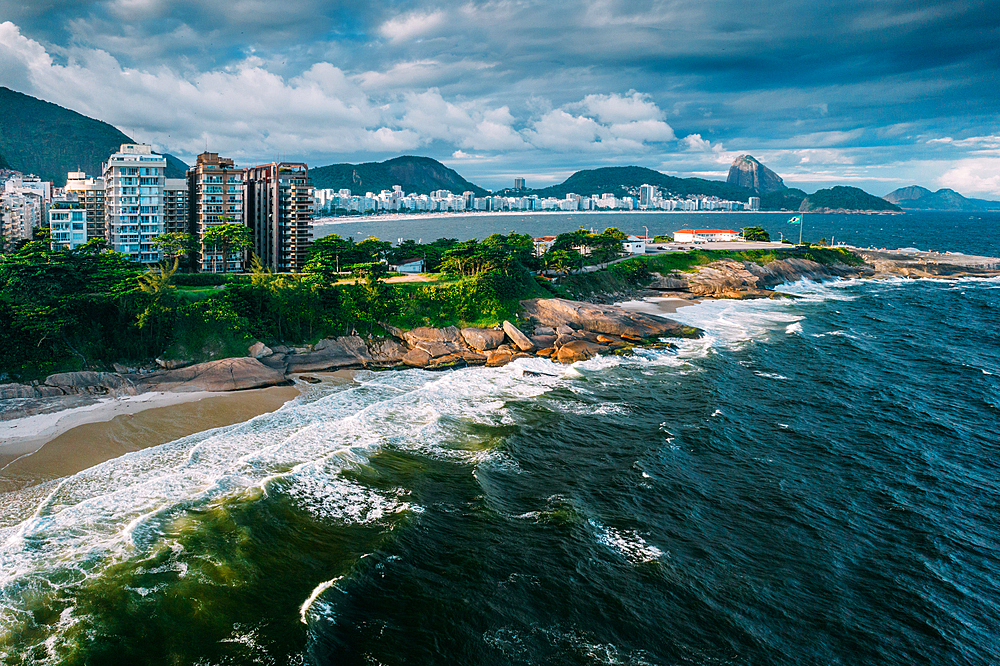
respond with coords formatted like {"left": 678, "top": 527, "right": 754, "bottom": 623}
{"left": 1, "top": 216, "right": 999, "bottom": 665}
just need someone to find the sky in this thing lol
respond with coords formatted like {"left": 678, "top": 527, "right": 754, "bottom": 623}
{"left": 1, "top": 0, "right": 999, "bottom": 197}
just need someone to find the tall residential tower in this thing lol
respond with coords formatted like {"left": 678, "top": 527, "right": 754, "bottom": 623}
{"left": 243, "top": 162, "right": 314, "bottom": 272}
{"left": 188, "top": 153, "right": 244, "bottom": 271}
{"left": 103, "top": 144, "right": 165, "bottom": 263}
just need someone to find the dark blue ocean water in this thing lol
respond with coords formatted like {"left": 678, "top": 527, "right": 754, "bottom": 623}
{"left": 1, "top": 212, "right": 998, "bottom": 665}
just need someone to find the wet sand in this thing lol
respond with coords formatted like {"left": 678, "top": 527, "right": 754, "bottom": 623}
{"left": 0, "top": 385, "right": 300, "bottom": 491}
{"left": 615, "top": 296, "right": 700, "bottom": 316}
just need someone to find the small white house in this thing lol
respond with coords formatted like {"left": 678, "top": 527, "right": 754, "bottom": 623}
{"left": 622, "top": 235, "right": 648, "bottom": 254}
{"left": 673, "top": 228, "right": 739, "bottom": 243}
{"left": 49, "top": 202, "right": 88, "bottom": 250}
{"left": 392, "top": 258, "right": 425, "bottom": 273}
{"left": 533, "top": 236, "right": 557, "bottom": 256}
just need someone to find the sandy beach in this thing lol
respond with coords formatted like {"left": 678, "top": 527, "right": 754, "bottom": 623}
{"left": 0, "top": 385, "right": 301, "bottom": 490}
{"left": 615, "top": 296, "right": 700, "bottom": 316}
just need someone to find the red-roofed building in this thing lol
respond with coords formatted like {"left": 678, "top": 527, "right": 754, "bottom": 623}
{"left": 673, "top": 229, "right": 739, "bottom": 243}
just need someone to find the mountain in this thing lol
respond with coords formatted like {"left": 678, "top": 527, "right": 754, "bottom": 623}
{"left": 0, "top": 87, "right": 187, "bottom": 185}
{"left": 310, "top": 156, "right": 488, "bottom": 196}
{"left": 0, "top": 152, "right": 10, "bottom": 170}
{"left": 883, "top": 185, "right": 1000, "bottom": 211}
{"left": 799, "top": 186, "right": 901, "bottom": 212}
{"left": 727, "top": 154, "right": 786, "bottom": 193}
{"left": 760, "top": 188, "right": 807, "bottom": 211}
{"left": 531, "top": 166, "right": 753, "bottom": 201}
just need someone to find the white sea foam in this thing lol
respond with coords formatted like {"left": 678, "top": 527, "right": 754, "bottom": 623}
{"left": 590, "top": 520, "right": 664, "bottom": 565}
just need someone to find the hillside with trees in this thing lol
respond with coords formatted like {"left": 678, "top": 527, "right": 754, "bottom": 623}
{"left": 310, "top": 156, "right": 488, "bottom": 196}
{"left": 0, "top": 87, "right": 187, "bottom": 185}
{"left": 800, "top": 186, "right": 901, "bottom": 212}
{"left": 528, "top": 166, "right": 753, "bottom": 201}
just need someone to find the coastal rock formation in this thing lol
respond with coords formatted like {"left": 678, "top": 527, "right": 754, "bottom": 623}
{"left": 460, "top": 327, "right": 505, "bottom": 351}
{"left": 248, "top": 341, "right": 273, "bottom": 359}
{"left": 502, "top": 320, "right": 535, "bottom": 352}
{"left": 556, "top": 340, "right": 606, "bottom": 363}
{"left": 368, "top": 338, "right": 409, "bottom": 365}
{"left": 520, "top": 298, "right": 696, "bottom": 339}
{"left": 726, "top": 155, "right": 785, "bottom": 194}
{"left": 286, "top": 337, "right": 371, "bottom": 373}
{"left": 138, "top": 357, "right": 288, "bottom": 392}
{"left": 648, "top": 257, "right": 873, "bottom": 298}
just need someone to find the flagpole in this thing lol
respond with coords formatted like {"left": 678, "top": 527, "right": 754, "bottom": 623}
{"left": 799, "top": 212, "right": 804, "bottom": 245}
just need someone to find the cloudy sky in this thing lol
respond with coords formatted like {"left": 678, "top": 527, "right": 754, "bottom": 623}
{"left": 1, "top": 0, "right": 998, "bottom": 196}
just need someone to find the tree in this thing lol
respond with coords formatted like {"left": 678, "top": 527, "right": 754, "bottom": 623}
{"left": 742, "top": 226, "right": 770, "bottom": 242}
{"left": 203, "top": 223, "right": 253, "bottom": 274}
{"left": 153, "top": 232, "right": 199, "bottom": 266}
{"left": 303, "top": 234, "right": 367, "bottom": 281}
{"left": 601, "top": 227, "right": 627, "bottom": 240}
{"left": 653, "top": 234, "right": 673, "bottom": 243}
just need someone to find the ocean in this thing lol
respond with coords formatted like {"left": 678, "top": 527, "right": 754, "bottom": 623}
{"left": 1, "top": 212, "right": 998, "bottom": 665}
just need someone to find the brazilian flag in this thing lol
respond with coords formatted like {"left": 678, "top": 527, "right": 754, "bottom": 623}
{"left": 788, "top": 216, "right": 801, "bottom": 224}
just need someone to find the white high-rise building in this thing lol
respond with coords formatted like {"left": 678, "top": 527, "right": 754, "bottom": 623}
{"left": 104, "top": 144, "right": 166, "bottom": 263}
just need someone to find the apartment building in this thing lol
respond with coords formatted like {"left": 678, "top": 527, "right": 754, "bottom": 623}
{"left": 103, "top": 144, "right": 166, "bottom": 263}
{"left": 164, "top": 178, "right": 190, "bottom": 235}
{"left": 65, "top": 171, "right": 106, "bottom": 241}
{"left": 243, "top": 162, "right": 314, "bottom": 272}
{"left": 188, "top": 153, "right": 245, "bottom": 272}
{"left": 49, "top": 201, "right": 88, "bottom": 250}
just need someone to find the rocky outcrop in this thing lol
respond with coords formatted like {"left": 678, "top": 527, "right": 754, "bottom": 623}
{"left": 138, "top": 357, "right": 288, "bottom": 392}
{"left": 648, "top": 257, "right": 873, "bottom": 298}
{"left": 520, "top": 298, "right": 697, "bottom": 339}
{"left": 556, "top": 340, "right": 605, "bottom": 363}
{"left": 726, "top": 154, "right": 785, "bottom": 194}
{"left": 502, "top": 320, "right": 535, "bottom": 352}
{"left": 460, "top": 327, "right": 505, "bottom": 351}
{"left": 368, "top": 338, "right": 409, "bottom": 365}
{"left": 248, "top": 341, "right": 273, "bottom": 359}
{"left": 286, "top": 336, "right": 371, "bottom": 373}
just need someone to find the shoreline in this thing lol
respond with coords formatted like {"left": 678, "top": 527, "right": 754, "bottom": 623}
{"left": 0, "top": 386, "right": 301, "bottom": 484}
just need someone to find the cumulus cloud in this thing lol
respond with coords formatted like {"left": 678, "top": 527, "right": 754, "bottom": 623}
{"left": 939, "top": 158, "right": 1000, "bottom": 196}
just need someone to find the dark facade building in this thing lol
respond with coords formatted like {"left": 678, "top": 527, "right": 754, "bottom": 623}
{"left": 243, "top": 162, "right": 314, "bottom": 272}
{"left": 188, "top": 152, "right": 245, "bottom": 272}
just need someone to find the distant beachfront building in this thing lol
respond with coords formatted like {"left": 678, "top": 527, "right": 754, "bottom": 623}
{"left": 748, "top": 196, "right": 760, "bottom": 211}
{"left": 48, "top": 201, "right": 88, "bottom": 250}
{"left": 639, "top": 184, "right": 658, "bottom": 208}
{"left": 65, "top": 171, "right": 106, "bottom": 241}
{"left": 0, "top": 191, "right": 44, "bottom": 241}
{"left": 188, "top": 153, "right": 245, "bottom": 272}
{"left": 244, "top": 162, "right": 314, "bottom": 272}
{"left": 514, "top": 177, "right": 526, "bottom": 190}
{"left": 673, "top": 228, "right": 739, "bottom": 243}
{"left": 103, "top": 144, "right": 166, "bottom": 263}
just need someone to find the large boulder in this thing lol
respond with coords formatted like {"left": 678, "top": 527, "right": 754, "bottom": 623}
{"left": 460, "top": 327, "right": 505, "bottom": 351}
{"left": 502, "top": 320, "right": 535, "bottom": 351}
{"left": 521, "top": 298, "right": 697, "bottom": 339}
{"left": 139, "top": 357, "right": 287, "bottom": 392}
{"left": 403, "top": 326, "right": 464, "bottom": 347}
{"left": 286, "top": 336, "right": 371, "bottom": 373}
{"left": 556, "top": 340, "right": 606, "bottom": 364}
{"left": 248, "top": 341, "right": 273, "bottom": 358}
{"left": 44, "top": 371, "right": 137, "bottom": 396}
{"left": 0, "top": 383, "right": 38, "bottom": 399}
{"left": 368, "top": 338, "right": 409, "bottom": 365}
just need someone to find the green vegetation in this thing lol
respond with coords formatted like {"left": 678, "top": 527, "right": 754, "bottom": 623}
{"left": 800, "top": 186, "right": 902, "bottom": 212}
{"left": 310, "top": 156, "right": 487, "bottom": 197}
{"left": 652, "top": 234, "right": 673, "bottom": 243}
{"left": 202, "top": 223, "right": 254, "bottom": 273}
{"left": 741, "top": 226, "right": 770, "bottom": 242}
{"left": 0, "top": 87, "right": 186, "bottom": 185}
{"left": 760, "top": 188, "right": 807, "bottom": 211}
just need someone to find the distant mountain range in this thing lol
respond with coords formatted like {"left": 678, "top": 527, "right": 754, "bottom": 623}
{"left": 883, "top": 185, "right": 1000, "bottom": 211}
{"left": 0, "top": 87, "right": 187, "bottom": 185}
{"left": 523, "top": 165, "right": 753, "bottom": 201}
{"left": 310, "top": 155, "right": 487, "bottom": 197}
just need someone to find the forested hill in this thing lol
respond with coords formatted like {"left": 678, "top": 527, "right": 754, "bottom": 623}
{"left": 800, "top": 186, "right": 902, "bottom": 212}
{"left": 310, "top": 156, "right": 488, "bottom": 196}
{"left": 883, "top": 185, "right": 1000, "bottom": 211}
{"left": 0, "top": 87, "right": 187, "bottom": 185}
{"left": 528, "top": 166, "right": 753, "bottom": 201}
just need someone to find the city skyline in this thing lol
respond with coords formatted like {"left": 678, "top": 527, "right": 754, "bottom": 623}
{"left": 1, "top": 1, "right": 998, "bottom": 197}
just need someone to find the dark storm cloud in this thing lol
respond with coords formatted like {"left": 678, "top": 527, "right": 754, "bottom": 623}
{"left": 1, "top": 0, "right": 999, "bottom": 194}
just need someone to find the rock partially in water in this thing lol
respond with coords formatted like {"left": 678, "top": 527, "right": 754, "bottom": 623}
{"left": 286, "top": 336, "right": 371, "bottom": 373}
{"left": 522, "top": 298, "right": 696, "bottom": 339}
{"left": 460, "top": 327, "right": 505, "bottom": 351}
{"left": 556, "top": 340, "right": 606, "bottom": 363}
{"left": 503, "top": 320, "right": 535, "bottom": 352}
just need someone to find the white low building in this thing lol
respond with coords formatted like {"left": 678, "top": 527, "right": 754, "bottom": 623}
{"left": 392, "top": 258, "right": 425, "bottom": 273}
{"left": 49, "top": 201, "right": 88, "bottom": 249}
{"left": 622, "top": 235, "right": 648, "bottom": 254}
{"left": 673, "top": 228, "right": 740, "bottom": 243}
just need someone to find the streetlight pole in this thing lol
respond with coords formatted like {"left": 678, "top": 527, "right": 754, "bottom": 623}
{"left": 643, "top": 225, "right": 649, "bottom": 253}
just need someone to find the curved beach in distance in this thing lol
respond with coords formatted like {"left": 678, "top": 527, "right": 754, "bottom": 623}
{"left": 0, "top": 385, "right": 300, "bottom": 491}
